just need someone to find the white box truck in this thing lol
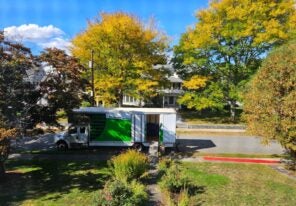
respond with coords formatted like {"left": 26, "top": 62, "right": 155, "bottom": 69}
{"left": 54, "top": 107, "right": 176, "bottom": 150}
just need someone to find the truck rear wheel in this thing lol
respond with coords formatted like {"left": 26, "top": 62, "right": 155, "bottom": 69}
{"left": 133, "top": 143, "right": 143, "bottom": 152}
{"left": 57, "top": 141, "right": 68, "bottom": 151}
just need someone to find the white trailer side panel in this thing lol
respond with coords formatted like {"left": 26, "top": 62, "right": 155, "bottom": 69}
{"left": 160, "top": 114, "right": 176, "bottom": 143}
{"left": 132, "top": 114, "right": 145, "bottom": 142}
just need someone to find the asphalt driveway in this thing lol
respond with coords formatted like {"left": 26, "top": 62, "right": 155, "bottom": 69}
{"left": 10, "top": 132, "right": 285, "bottom": 157}
{"left": 177, "top": 134, "right": 284, "bottom": 154}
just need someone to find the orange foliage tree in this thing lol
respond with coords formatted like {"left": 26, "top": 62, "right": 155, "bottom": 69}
{"left": 0, "top": 127, "right": 17, "bottom": 178}
{"left": 244, "top": 41, "right": 296, "bottom": 168}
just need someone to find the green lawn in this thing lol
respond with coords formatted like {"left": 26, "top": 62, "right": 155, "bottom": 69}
{"left": 182, "top": 162, "right": 296, "bottom": 206}
{"left": 0, "top": 159, "right": 110, "bottom": 206}
{"left": 2, "top": 159, "right": 296, "bottom": 206}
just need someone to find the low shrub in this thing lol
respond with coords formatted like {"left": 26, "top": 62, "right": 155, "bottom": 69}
{"left": 94, "top": 179, "right": 148, "bottom": 206}
{"left": 178, "top": 189, "right": 190, "bottom": 206}
{"left": 159, "top": 162, "right": 190, "bottom": 193}
{"left": 158, "top": 161, "right": 201, "bottom": 206}
{"left": 158, "top": 158, "right": 172, "bottom": 173}
{"left": 110, "top": 149, "right": 149, "bottom": 182}
{"left": 282, "top": 151, "right": 296, "bottom": 171}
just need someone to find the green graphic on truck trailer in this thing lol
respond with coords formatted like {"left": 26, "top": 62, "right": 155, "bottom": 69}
{"left": 90, "top": 114, "right": 132, "bottom": 142}
{"left": 159, "top": 124, "right": 163, "bottom": 143}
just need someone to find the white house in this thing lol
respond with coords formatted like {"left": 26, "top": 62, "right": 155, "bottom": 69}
{"left": 123, "top": 64, "right": 184, "bottom": 108}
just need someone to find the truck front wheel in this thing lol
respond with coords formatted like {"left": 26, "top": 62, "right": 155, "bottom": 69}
{"left": 57, "top": 141, "right": 68, "bottom": 151}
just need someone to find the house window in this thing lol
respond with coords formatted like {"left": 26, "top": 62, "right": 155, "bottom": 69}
{"left": 173, "top": 83, "right": 181, "bottom": 89}
{"left": 169, "top": 96, "right": 174, "bottom": 105}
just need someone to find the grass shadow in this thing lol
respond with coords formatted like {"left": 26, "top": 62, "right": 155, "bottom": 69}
{"left": 0, "top": 159, "right": 110, "bottom": 205}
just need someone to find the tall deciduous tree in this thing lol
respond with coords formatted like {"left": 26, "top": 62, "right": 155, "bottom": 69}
{"left": 244, "top": 41, "right": 296, "bottom": 168}
{"left": 0, "top": 31, "right": 40, "bottom": 128}
{"left": 0, "top": 31, "right": 35, "bottom": 178}
{"left": 173, "top": 0, "right": 296, "bottom": 119}
{"left": 39, "top": 48, "right": 86, "bottom": 125}
{"left": 72, "top": 12, "right": 168, "bottom": 106}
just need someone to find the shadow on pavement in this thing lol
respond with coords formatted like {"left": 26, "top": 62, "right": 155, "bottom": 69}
{"left": 176, "top": 139, "right": 216, "bottom": 154}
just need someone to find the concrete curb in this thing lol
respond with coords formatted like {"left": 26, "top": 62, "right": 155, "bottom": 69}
{"left": 176, "top": 128, "right": 246, "bottom": 133}
{"left": 177, "top": 123, "right": 246, "bottom": 130}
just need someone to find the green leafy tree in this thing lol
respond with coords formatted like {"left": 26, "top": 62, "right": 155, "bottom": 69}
{"left": 173, "top": 0, "right": 296, "bottom": 119}
{"left": 72, "top": 12, "right": 169, "bottom": 106}
{"left": 0, "top": 31, "right": 40, "bottom": 129}
{"left": 178, "top": 75, "right": 224, "bottom": 111}
{"left": 0, "top": 31, "right": 48, "bottom": 178}
{"left": 39, "top": 48, "right": 86, "bottom": 125}
{"left": 244, "top": 41, "right": 296, "bottom": 167}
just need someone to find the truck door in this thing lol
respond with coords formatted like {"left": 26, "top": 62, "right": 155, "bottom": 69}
{"left": 160, "top": 114, "right": 176, "bottom": 143}
{"left": 78, "top": 126, "right": 88, "bottom": 143}
{"left": 132, "top": 113, "right": 145, "bottom": 143}
{"left": 68, "top": 126, "right": 78, "bottom": 142}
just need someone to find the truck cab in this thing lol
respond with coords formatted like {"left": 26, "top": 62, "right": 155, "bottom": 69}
{"left": 54, "top": 125, "right": 89, "bottom": 150}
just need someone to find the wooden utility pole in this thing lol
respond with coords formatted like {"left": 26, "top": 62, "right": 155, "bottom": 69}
{"left": 89, "top": 50, "right": 95, "bottom": 106}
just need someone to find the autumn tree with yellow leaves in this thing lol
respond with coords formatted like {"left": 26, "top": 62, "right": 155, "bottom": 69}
{"left": 174, "top": 0, "right": 296, "bottom": 119}
{"left": 72, "top": 12, "right": 169, "bottom": 106}
{"left": 178, "top": 75, "right": 224, "bottom": 111}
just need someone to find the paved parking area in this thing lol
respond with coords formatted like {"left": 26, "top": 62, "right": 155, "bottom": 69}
{"left": 177, "top": 134, "right": 284, "bottom": 154}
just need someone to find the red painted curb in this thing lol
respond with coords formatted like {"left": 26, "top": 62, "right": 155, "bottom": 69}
{"left": 203, "top": 156, "right": 280, "bottom": 164}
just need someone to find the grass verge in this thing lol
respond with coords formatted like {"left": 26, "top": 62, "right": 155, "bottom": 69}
{"left": 182, "top": 162, "right": 296, "bottom": 205}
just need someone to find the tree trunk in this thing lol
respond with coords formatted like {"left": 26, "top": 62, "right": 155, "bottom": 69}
{"left": 230, "top": 101, "right": 236, "bottom": 122}
{"left": 117, "top": 92, "right": 123, "bottom": 107}
{"left": 290, "top": 150, "right": 296, "bottom": 171}
{"left": 0, "top": 161, "right": 5, "bottom": 179}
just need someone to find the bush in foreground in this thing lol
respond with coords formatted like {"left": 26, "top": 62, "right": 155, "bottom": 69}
{"left": 0, "top": 127, "right": 17, "bottom": 178}
{"left": 94, "top": 179, "right": 147, "bottom": 206}
{"left": 159, "top": 162, "right": 190, "bottom": 193}
{"left": 94, "top": 150, "right": 149, "bottom": 205}
{"left": 158, "top": 160, "right": 199, "bottom": 206}
{"left": 110, "top": 149, "right": 149, "bottom": 182}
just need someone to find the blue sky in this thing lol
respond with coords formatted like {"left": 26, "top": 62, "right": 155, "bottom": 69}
{"left": 0, "top": 0, "right": 209, "bottom": 54}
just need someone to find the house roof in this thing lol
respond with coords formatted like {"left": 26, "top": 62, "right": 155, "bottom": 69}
{"left": 168, "top": 76, "right": 183, "bottom": 83}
